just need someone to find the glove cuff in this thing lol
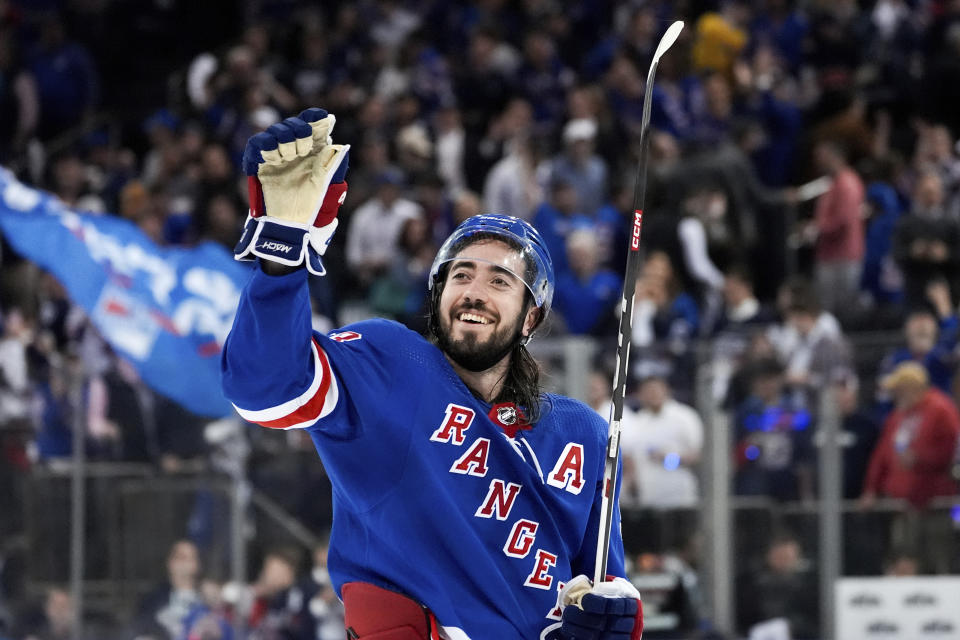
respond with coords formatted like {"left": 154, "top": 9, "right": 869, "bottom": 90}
{"left": 308, "top": 218, "right": 338, "bottom": 257}
{"left": 234, "top": 215, "right": 318, "bottom": 269}
{"left": 592, "top": 577, "right": 641, "bottom": 601}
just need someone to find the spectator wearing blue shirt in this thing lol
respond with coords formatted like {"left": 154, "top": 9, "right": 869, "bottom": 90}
{"left": 737, "top": 48, "right": 804, "bottom": 189}
{"left": 582, "top": 5, "right": 658, "bottom": 80}
{"left": 734, "top": 357, "right": 815, "bottom": 501}
{"left": 649, "top": 72, "right": 707, "bottom": 143}
{"left": 633, "top": 251, "right": 702, "bottom": 341}
{"left": 554, "top": 227, "right": 622, "bottom": 335}
{"left": 861, "top": 181, "right": 904, "bottom": 309}
{"left": 33, "top": 373, "right": 73, "bottom": 461}
{"left": 689, "top": 72, "right": 736, "bottom": 148}
{"left": 603, "top": 54, "right": 646, "bottom": 137}
{"left": 749, "top": 0, "right": 809, "bottom": 74}
{"left": 516, "top": 30, "right": 574, "bottom": 130}
{"left": 532, "top": 177, "right": 588, "bottom": 275}
{"left": 399, "top": 30, "right": 455, "bottom": 117}
{"left": 550, "top": 118, "right": 608, "bottom": 216}
{"left": 28, "top": 15, "right": 99, "bottom": 140}
{"left": 593, "top": 183, "right": 633, "bottom": 273}
{"left": 453, "top": 27, "right": 521, "bottom": 135}
{"left": 877, "top": 280, "right": 959, "bottom": 399}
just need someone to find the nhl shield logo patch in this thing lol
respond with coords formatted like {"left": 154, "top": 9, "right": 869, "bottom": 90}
{"left": 489, "top": 402, "right": 531, "bottom": 438}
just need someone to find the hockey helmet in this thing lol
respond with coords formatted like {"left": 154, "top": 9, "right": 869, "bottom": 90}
{"left": 429, "top": 214, "right": 555, "bottom": 314}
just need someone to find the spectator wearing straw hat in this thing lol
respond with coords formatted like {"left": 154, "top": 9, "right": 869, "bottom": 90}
{"left": 861, "top": 361, "right": 960, "bottom": 573}
{"left": 862, "top": 361, "right": 960, "bottom": 510}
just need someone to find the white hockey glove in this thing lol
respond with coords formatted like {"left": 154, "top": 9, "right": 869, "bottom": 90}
{"left": 234, "top": 107, "right": 350, "bottom": 275}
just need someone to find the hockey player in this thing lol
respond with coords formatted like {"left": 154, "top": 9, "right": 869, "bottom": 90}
{"left": 223, "top": 108, "right": 642, "bottom": 640}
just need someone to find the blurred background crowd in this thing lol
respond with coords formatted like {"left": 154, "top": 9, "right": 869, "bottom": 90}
{"left": 1, "top": 0, "right": 960, "bottom": 638}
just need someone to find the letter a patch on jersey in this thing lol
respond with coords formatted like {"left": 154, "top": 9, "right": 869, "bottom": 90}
{"left": 449, "top": 437, "right": 490, "bottom": 477}
{"left": 430, "top": 403, "right": 475, "bottom": 445}
{"left": 547, "top": 443, "right": 585, "bottom": 495}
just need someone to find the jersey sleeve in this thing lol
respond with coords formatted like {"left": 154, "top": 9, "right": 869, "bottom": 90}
{"left": 221, "top": 267, "right": 338, "bottom": 429}
{"left": 221, "top": 266, "right": 406, "bottom": 438}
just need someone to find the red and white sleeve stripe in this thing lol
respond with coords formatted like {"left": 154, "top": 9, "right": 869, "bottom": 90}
{"left": 232, "top": 338, "right": 339, "bottom": 429}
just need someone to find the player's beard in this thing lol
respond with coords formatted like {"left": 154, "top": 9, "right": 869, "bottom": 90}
{"left": 437, "top": 304, "right": 525, "bottom": 373}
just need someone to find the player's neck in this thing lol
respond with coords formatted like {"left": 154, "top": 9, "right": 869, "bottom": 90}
{"left": 447, "top": 353, "right": 511, "bottom": 404}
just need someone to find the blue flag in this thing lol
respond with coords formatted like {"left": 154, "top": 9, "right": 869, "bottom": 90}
{"left": 0, "top": 169, "right": 251, "bottom": 417}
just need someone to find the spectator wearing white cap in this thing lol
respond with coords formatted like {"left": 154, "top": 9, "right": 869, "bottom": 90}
{"left": 548, "top": 117, "right": 608, "bottom": 215}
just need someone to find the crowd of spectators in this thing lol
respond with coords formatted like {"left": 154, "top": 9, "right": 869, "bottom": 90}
{"left": 3, "top": 539, "right": 344, "bottom": 640}
{"left": 2, "top": 0, "right": 960, "bottom": 638}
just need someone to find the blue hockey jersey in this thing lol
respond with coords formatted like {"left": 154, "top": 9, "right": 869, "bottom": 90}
{"left": 221, "top": 267, "right": 627, "bottom": 640}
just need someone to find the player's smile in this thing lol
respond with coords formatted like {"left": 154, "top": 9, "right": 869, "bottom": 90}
{"left": 452, "top": 307, "right": 498, "bottom": 333}
{"left": 457, "top": 311, "right": 491, "bottom": 325}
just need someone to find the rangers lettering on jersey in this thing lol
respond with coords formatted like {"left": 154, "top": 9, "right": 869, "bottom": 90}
{"left": 450, "top": 437, "right": 491, "bottom": 476}
{"left": 474, "top": 479, "right": 522, "bottom": 520}
{"left": 524, "top": 550, "right": 558, "bottom": 589}
{"left": 430, "top": 403, "right": 475, "bottom": 445}
{"left": 503, "top": 519, "right": 539, "bottom": 559}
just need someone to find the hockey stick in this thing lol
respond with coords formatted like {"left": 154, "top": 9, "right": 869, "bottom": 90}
{"left": 594, "top": 20, "right": 684, "bottom": 585}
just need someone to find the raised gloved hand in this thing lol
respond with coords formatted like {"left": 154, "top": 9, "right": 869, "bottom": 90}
{"left": 558, "top": 575, "right": 644, "bottom": 640}
{"left": 234, "top": 107, "right": 350, "bottom": 275}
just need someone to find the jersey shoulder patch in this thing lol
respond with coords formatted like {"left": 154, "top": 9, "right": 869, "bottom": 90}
{"left": 319, "top": 318, "right": 442, "bottom": 383}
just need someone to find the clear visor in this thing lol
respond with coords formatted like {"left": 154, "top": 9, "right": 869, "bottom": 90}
{"left": 429, "top": 229, "right": 553, "bottom": 309}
